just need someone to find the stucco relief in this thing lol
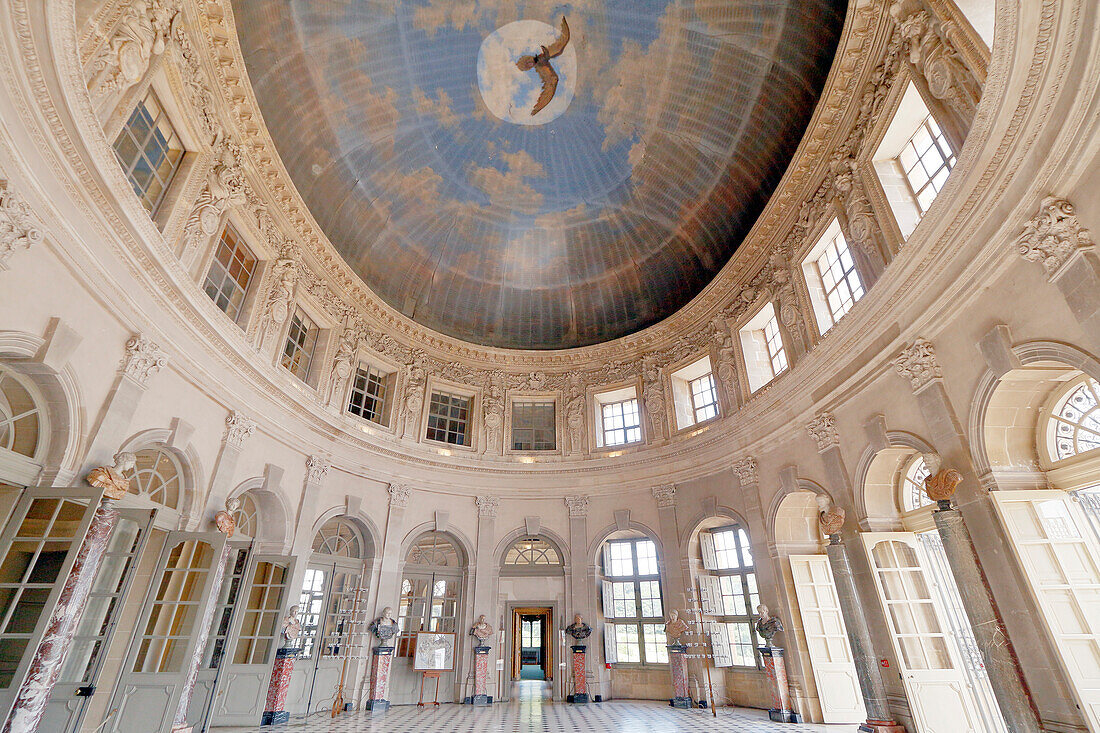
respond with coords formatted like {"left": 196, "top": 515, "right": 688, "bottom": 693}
{"left": 0, "top": 178, "right": 42, "bottom": 270}
{"left": 1016, "top": 196, "right": 1094, "bottom": 278}
{"left": 85, "top": 0, "right": 180, "bottom": 101}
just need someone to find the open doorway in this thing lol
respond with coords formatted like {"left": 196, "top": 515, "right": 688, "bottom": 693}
{"left": 511, "top": 607, "right": 552, "bottom": 681}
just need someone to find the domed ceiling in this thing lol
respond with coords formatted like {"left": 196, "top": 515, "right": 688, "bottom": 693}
{"left": 233, "top": 1, "right": 846, "bottom": 349}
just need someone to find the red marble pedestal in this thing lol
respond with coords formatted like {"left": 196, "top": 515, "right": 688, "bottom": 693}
{"left": 760, "top": 646, "right": 799, "bottom": 723}
{"left": 570, "top": 645, "right": 588, "bottom": 704}
{"left": 366, "top": 646, "right": 394, "bottom": 712}
{"left": 667, "top": 644, "right": 691, "bottom": 708}
{"left": 261, "top": 647, "right": 299, "bottom": 724}
{"left": 467, "top": 645, "right": 492, "bottom": 705}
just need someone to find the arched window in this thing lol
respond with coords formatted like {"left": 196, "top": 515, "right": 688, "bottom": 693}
{"left": 406, "top": 532, "right": 459, "bottom": 567}
{"left": 231, "top": 492, "right": 260, "bottom": 539}
{"left": 600, "top": 534, "right": 667, "bottom": 665}
{"left": 698, "top": 525, "right": 761, "bottom": 667}
{"left": 1047, "top": 377, "right": 1100, "bottom": 462}
{"left": 504, "top": 537, "right": 561, "bottom": 567}
{"left": 312, "top": 516, "right": 363, "bottom": 559}
{"left": 901, "top": 455, "right": 933, "bottom": 512}
{"left": 0, "top": 365, "right": 46, "bottom": 488}
{"left": 126, "top": 447, "right": 182, "bottom": 509}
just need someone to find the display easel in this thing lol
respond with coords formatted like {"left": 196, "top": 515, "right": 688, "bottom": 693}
{"left": 684, "top": 580, "right": 720, "bottom": 717}
{"left": 418, "top": 670, "right": 442, "bottom": 707}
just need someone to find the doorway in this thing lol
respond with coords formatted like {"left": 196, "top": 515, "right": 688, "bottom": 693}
{"left": 511, "top": 607, "right": 552, "bottom": 681}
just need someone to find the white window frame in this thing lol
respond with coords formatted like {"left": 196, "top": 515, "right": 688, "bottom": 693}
{"left": 425, "top": 389, "right": 474, "bottom": 447}
{"left": 601, "top": 537, "right": 667, "bottom": 666}
{"left": 669, "top": 357, "right": 719, "bottom": 432}
{"left": 346, "top": 362, "right": 395, "bottom": 427}
{"left": 202, "top": 223, "right": 258, "bottom": 325}
{"left": 510, "top": 400, "right": 557, "bottom": 452}
{"left": 801, "top": 218, "right": 865, "bottom": 335}
{"left": 739, "top": 302, "right": 788, "bottom": 393}
{"left": 593, "top": 386, "right": 642, "bottom": 449}
{"left": 699, "top": 525, "right": 762, "bottom": 668}
{"left": 112, "top": 88, "right": 186, "bottom": 217}
{"left": 281, "top": 308, "right": 319, "bottom": 385}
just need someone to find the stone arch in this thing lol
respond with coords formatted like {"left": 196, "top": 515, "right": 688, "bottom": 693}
{"left": 852, "top": 431, "right": 936, "bottom": 530}
{"left": 765, "top": 477, "right": 833, "bottom": 543}
{"left": 0, "top": 331, "right": 85, "bottom": 485}
{"left": 588, "top": 519, "right": 663, "bottom": 565}
{"left": 400, "top": 523, "right": 473, "bottom": 570}
{"left": 118, "top": 427, "right": 204, "bottom": 529}
{"left": 227, "top": 476, "right": 294, "bottom": 552}
{"left": 308, "top": 504, "right": 380, "bottom": 563}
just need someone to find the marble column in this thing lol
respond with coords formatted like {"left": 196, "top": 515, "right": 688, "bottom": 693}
{"left": 365, "top": 646, "right": 394, "bottom": 712}
{"left": 470, "top": 646, "right": 491, "bottom": 706}
{"left": 261, "top": 647, "right": 299, "bottom": 724}
{"left": 570, "top": 645, "right": 588, "bottom": 703}
{"left": 667, "top": 644, "right": 690, "bottom": 708}
{"left": 171, "top": 505, "right": 237, "bottom": 733}
{"left": 759, "top": 647, "right": 798, "bottom": 723}
{"left": 2, "top": 485, "right": 122, "bottom": 733}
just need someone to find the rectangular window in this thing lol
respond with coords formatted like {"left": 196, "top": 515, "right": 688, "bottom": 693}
{"left": 898, "top": 115, "right": 955, "bottom": 214}
{"left": 608, "top": 542, "right": 634, "bottom": 577}
{"left": 425, "top": 391, "right": 471, "bottom": 446}
{"left": 601, "top": 398, "right": 642, "bottom": 447}
{"left": 347, "top": 366, "right": 389, "bottom": 425}
{"left": 727, "top": 622, "right": 757, "bottom": 667}
{"left": 638, "top": 580, "right": 663, "bottom": 617}
{"left": 602, "top": 538, "right": 666, "bottom": 665}
{"left": 281, "top": 309, "right": 318, "bottom": 383}
{"left": 815, "top": 229, "right": 865, "bottom": 328}
{"left": 642, "top": 624, "right": 670, "bottom": 663}
{"left": 202, "top": 225, "right": 256, "bottom": 323}
{"left": 763, "top": 315, "right": 788, "bottom": 377}
{"left": 113, "top": 90, "right": 184, "bottom": 215}
{"left": 511, "top": 401, "right": 556, "bottom": 451}
{"left": 702, "top": 526, "right": 762, "bottom": 668}
{"left": 611, "top": 582, "right": 636, "bottom": 617}
{"left": 689, "top": 373, "right": 719, "bottom": 424}
{"left": 614, "top": 624, "right": 641, "bottom": 663}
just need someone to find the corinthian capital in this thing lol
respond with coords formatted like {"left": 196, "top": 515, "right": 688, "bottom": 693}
{"left": 806, "top": 413, "right": 840, "bottom": 452}
{"left": 1017, "top": 196, "right": 1094, "bottom": 278}
{"left": 476, "top": 495, "right": 499, "bottom": 518}
{"left": 565, "top": 495, "right": 589, "bottom": 517}
{"left": 732, "top": 457, "right": 758, "bottom": 486}
{"left": 388, "top": 483, "right": 410, "bottom": 508}
{"left": 223, "top": 411, "right": 257, "bottom": 448}
{"left": 0, "top": 179, "right": 43, "bottom": 270}
{"left": 306, "top": 455, "right": 330, "bottom": 484}
{"left": 121, "top": 334, "right": 168, "bottom": 385}
{"left": 894, "top": 338, "right": 942, "bottom": 392}
{"left": 651, "top": 485, "right": 676, "bottom": 508}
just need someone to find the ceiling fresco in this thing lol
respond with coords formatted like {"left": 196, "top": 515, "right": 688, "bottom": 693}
{"left": 232, "top": 0, "right": 846, "bottom": 349}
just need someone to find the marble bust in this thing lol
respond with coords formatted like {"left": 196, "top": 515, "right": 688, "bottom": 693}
{"left": 470, "top": 614, "right": 494, "bottom": 644}
{"left": 282, "top": 604, "right": 302, "bottom": 643}
{"left": 755, "top": 604, "right": 784, "bottom": 647}
{"left": 565, "top": 613, "right": 592, "bottom": 641}
{"left": 663, "top": 609, "right": 690, "bottom": 645}
{"left": 369, "top": 606, "right": 399, "bottom": 644}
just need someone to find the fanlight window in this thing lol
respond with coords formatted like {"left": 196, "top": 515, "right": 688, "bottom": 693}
{"left": 127, "top": 448, "right": 182, "bottom": 509}
{"left": 0, "top": 366, "right": 42, "bottom": 459}
{"left": 1048, "top": 378, "right": 1100, "bottom": 461}
{"left": 504, "top": 537, "right": 561, "bottom": 566}
{"left": 901, "top": 456, "right": 934, "bottom": 512}
{"left": 406, "top": 532, "right": 459, "bottom": 567}
{"left": 231, "top": 492, "right": 260, "bottom": 539}
{"left": 312, "top": 516, "right": 363, "bottom": 558}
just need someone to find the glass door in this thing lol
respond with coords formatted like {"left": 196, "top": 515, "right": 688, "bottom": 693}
{"left": 861, "top": 532, "right": 983, "bottom": 733}
{"left": 39, "top": 508, "right": 156, "bottom": 733}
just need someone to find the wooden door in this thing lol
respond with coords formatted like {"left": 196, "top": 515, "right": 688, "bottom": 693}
{"left": 789, "top": 554, "right": 865, "bottom": 723}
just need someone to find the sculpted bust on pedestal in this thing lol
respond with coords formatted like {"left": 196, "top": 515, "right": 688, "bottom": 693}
{"left": 755, "top": 604, "right": 784, "bottom": 648}
{"left": 663, "top": 609, "right": 690, "bottom": 645}
{"left": 565, "top": 613, "right": 592, "bottom": 641}
{"left": 282, "top": 605, "right": 302, "bottom": 645}
{"left": 370, "top": 607, "right": 399, "bottom": 645}
{"left": 470, "top": 614, "right": 494, "bottom": 646}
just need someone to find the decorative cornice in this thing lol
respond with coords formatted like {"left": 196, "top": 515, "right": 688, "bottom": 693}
{"left": 1016, "top": 196, "right": 1094, "bottom": 278}
{"left": 565, "top": 495, "right": 589, "bottom": 517}
{"left": 475, "top": 495, "right": 499, "bottom": 518}
{"left": 121, "top": 333, "right": 168, "bottom": 385}
{"left": 305, "top": 455, "right": 330, "bottom": 484}
{"left": 388, "top": 483, "right": 410, "bottom": 508}
{"left": 732, "top": 457, "right": 759, "bottom": 486}
{"left": 651, "top": 485, "right": 676, "bottom": 508}
{"left": 893, "top": 338, "right": 942, "bottom": 392}
{"left": 806, "top": 413, "right": 840, "bottom": 452}
{"left": 223, "top": 410, "right": 256, "bottom": 448}
{"left": 0, "top": 178, "right": 43, "bottom": 270}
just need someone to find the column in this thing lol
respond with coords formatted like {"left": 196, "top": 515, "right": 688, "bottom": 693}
{"left": 365, "top": 646, "right": 395, "bottom": 712}
{"left": 2, "top": 478, "right": 124, "bottom": 733}
{"left": 170, "top": 505, "right": 236, "bottom": 733}
{"left": 759, "top": 647, "right": 797, "bottom": 723}
{"left": 667, "top": 644, "right": 690, "bottom": 708}
{"left": 565, "top": 496, "right": 595, "bottom": 699}
{"left": 467, "top": 496, "right": 498, "bottom": 702}
{"left": 260, "top": 648, "right": 299, "bottom": 724}
{"left": 823, "top": 526, "right": 904, "bottom": 733}
{"left": 894, "top": 339, "right": 1043, "bottom": 733}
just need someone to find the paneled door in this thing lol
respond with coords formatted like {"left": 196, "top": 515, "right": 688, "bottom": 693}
{"left": 789, "top": 555, "right": 865, "bottom": 723}
{"left": 992, "top": 490, "right": 1100, "bottom": 731}
{"left": 0, "top": 487, "right": 105, "bottom": 723}
{"left": 40, "top": 508, "right": 156, "bottom": 733}
{"left": 207, "top": 553, "right": 296, "bottom": 727}
{"left": 103, "top": 531, "right": 227, "bottom": 733}
{"left": 861, "top": 533, "right": 982, "bottom": 733}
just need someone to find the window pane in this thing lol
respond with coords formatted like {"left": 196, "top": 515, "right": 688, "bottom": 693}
{"left": 643, "top": 624, "right": 669, "bottom": 663}
{"left": 113, "top": 91, "right": 184, "bottom": 215}
{"left": 425, "top": 391, "right": 471, "bottom": 446}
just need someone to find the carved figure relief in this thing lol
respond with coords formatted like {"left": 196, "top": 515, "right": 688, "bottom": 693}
{"left": 88, "top": 0, "right": 180, "bottom": 99}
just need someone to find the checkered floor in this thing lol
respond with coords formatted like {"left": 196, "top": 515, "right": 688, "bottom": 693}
{"left": 213, "top": 682, "right": 856, "bottom": 732}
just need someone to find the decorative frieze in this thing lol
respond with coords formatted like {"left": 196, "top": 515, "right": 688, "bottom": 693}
{"left": 732, "top": 457, "right": 759, "bottom": 486}
{"left": 475, "top": 495, "right": 499, "bottom": 518}
{"left": 0, "top": 179, "right": 43, "bottom": 270}
{"left": 1016, "top": 196, "right": 1094, "bottom": 278}
{"left": 305, "top": 455, "right": 330, "bottom": 484}
{"left": 223, "top": 411, "right": 257, "bottom": 448}
{"left": 387, "top": 483, "right": 410, "bottom": 508}
{"left": 121, "top": 334, "right": 168, "bottom": 385}
{"left": 180, "top": 141, "right": 247, "bottom": 255}
{"left": 894, "top": 338, "right": 942, "bottom": 392}
{"left": 806, "top": 413, "right": 840, "bottom": 452}
{"left": 652, "top": 485, "right": 676, "bottom": 508}
{"left": 565, "top": 495, "right": 589, "bottom": 518}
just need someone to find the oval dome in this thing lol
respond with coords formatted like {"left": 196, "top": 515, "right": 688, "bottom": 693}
{"left": 233, "top": 0, "right": 846, "bottom": 349}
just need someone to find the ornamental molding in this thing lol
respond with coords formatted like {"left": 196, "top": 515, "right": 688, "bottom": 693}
{"left": 305, "top": 455, "right": 330, "bottom": 484}
{"left": 120, "top": 333, "right": 168, "bottom": 385}
{"left": 1016, "top": 196, "right": 1094, "bottom": 278}
{"left": 475, "top": 495, "right": 500, "bottom": 518}
{"left": 893, "top": 338, "right": 942, "bottom": 392}
{"left": 806, "top": 413, "right": 840, "bottom": 452}
{"left": 732, "top": 457, "right": 759, "bottom": 486}
{"left": 651, "top": 485, "right": 676, "bottom": 508}
{"left": 0, "top": 178, "right": 43, "bottom": 270}
{"left": 223, "top": 411, "right": 256, "bottom": 448}
{"left": 565, "top": 495, "right": 589, "bottom": 517}
{"left": 388, "top": 483, "right": 411, "bottom": 508}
